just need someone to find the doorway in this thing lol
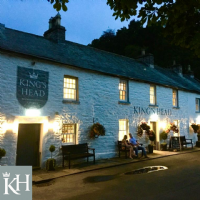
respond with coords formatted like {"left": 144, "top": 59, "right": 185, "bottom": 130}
{"left": 150, "top": 122, "right": 157, "bottom": 149}
{"left": 16, "top": 124, "right": 40, "bottom": 167}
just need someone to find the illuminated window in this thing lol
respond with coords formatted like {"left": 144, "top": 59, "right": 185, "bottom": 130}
{"left": 172, "top": 89, "right": 178, "bottom": 107}
{"left": 63, "top": 76, "right": 78, "bottom": 100}
{"left": 150, "top": 85, "right": 156, "bottom": 105}
{"left": 119, "top": 119, "right": 129, "bottom": 140}
{"left": 119, "top": 79, "right": 128, "bottom": 101}
{"left": 62, "top": 124, "right": 76, "bottom": 144}
{"left": 196, "top": 98, "right": 200, "bottom": 112}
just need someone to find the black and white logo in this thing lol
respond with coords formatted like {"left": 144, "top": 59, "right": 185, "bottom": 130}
{"left": 0, "top": 166, "right": 32, "bottom": 200}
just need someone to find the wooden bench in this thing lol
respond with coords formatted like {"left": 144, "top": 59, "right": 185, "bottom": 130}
{"left": 62, "top": 143, "right": 95, "bottom": 169}
{"left": 118, "top": 141, "right": 143, "bottom": 158}
{"left": 170, "top": 136, "right": 193, "bottom": 150}
{"left": 180, "top": 136, "right": 193, "bottom": 149}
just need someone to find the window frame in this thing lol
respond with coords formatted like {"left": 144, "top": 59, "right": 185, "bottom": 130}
{"left": 150, "top": 85, "right": 156, "bottom": 105}
{"left": 62, "top": 123, "right": 76, "bottom": 144}
{"left": 63, "top": 75, "right": 79, "bottom": 101}
{"left": 196, "top": 98, "right": 200, "bottom": 112}
{"left": 172, "top": 89, "right": 178, "bottom": 107}
{"left": 118, "top": 119, "right": 129, "bottom": 141}
{"left": 119, "top": 79, "right": 129, "bottom": 103}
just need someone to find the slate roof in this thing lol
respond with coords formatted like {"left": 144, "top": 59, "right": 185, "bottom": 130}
{"left": 0, "top": 23, "right": 200, "bottom": 94}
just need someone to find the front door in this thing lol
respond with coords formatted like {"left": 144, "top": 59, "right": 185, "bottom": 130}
{"left": 150, "top": 122, "right": 157, "bottom": 149}
{"left": 16, "top": 124, "right": 40, "bottom": 167}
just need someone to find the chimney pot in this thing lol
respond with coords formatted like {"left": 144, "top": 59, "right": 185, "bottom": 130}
{"left": 44, "top": 13, "right": 66, "bottom": 42}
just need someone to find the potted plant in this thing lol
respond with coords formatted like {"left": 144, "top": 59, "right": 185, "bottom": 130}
{"left": 160, "top": 131, "right": 168, "bottom": 151}
{"left": 0, "top": 148, "right": 6, "bottom": 159}
{"left": 191, "top": 123, "right": 199, "bottom": 133}
{"left": 89, "top": 122, "right": 106, "bottom": 139}
{"left": 148, "top": 130, "right": 155, "bottom": 153}
{"left": 46, "top": 145, "right": 56, "bottom": 171}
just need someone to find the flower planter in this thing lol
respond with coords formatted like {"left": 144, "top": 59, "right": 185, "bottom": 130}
{"left": 196, "top": 135, "right": 200, "bottom": 147}
{"left": 160, "top": 143, "right": 167, "bottom": 151}
{"left": 148, "top": 145, "right": 153, "bottom": 153}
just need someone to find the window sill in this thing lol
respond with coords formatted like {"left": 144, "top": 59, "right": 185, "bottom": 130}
{"left": 118, "top": 101, "right": 131, "bottom": 105}
{"left": 62, "top": 100, "right": 80, "bottom": 104}
{"left": 172, "top": 106, "right": 180, "bottom": 109}
{"left": 149, "top": 104, "right": 158, "bottom": 107}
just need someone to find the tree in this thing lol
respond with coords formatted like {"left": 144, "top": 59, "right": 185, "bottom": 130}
{"left": 47, "top": 0, "right": 68, "bottom": 11}
{"left": 89, "top": 20, "right": 200, "bottom": 79}
{"left": 107, "top": 0, "right": 200, "bottom": 57}
{"left": 49, "top": 0, "right": 200, "bottom": 57}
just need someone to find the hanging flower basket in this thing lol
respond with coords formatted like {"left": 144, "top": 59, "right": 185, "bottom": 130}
{"left": 191, "top": 123, "right": 199, "bottom": 133}
{"left": 137, "top": 121, "right": 150, "bottom": 138}
{"left": 140, "top": 122, "right": 150, "bottom": 131}
{"left": 168, "top": 123, "right": 179, "bottom": 133}
{"left": 89, "top": 123, "right": 106, "bottom": 139}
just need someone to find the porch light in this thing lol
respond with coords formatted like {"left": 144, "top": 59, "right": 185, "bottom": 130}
{"left": 150, "top": 114, "right": 158, "bottom": 121}
{"left": 196, "top": 116, "right": 200, "bottom": 124}
{"left": 25, "top": 109, "right": 41, "bottom": 117}
{"left": 159, "top": 121, "right": 167, "bottom": 130}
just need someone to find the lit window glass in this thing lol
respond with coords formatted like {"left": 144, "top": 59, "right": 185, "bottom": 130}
{"left": 173, "top": 89, "right": 178, "bottom": 107}
{"left": 119, "top": 119, "right": 129, "bottom": 140}
{"left": 196, "top": 98, "right": 200, "bottom": 112}
{"left": 119, "top": 80, "right": 128, "bottom": 101}
{"left": 63, "top": 77, "right": 77, "bottom": 100}
{"left": 62, "top": 124, "right": 76, "bottom": 144}
{"left": 150, "top": 85, "right": 156, "bottom": 105}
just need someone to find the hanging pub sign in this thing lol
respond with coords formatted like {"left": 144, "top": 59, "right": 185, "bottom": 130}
{"left": 17, "top": 66, "right": 49, "bottom": 108}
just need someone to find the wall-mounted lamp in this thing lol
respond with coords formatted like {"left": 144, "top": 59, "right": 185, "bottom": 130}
{"left": 150, "top": 114, "right": 158, "bottom": 121}
{"left": 196, "top": 116, "right": 200, "bottom": 124}
{"left": 25, "top": 109, "right": 41, "bottom": 117}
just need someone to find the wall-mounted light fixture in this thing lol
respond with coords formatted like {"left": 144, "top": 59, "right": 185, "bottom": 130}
{"left": 150, "top": 114, "right": 158, "bottom": 121}
{"left": 196, "top": 116, "right": 200, "bottom": 124}
{"left": 25, "top": 109, "right": 41, "bottom": 117}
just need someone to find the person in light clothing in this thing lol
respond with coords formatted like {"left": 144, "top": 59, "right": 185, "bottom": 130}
{"left": 129, "top": 133, "right": 149, "bottom": 158}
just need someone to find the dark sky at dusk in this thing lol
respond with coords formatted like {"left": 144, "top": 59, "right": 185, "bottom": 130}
{"left": 0, "top": 0, "right": 137, "bottom": 45}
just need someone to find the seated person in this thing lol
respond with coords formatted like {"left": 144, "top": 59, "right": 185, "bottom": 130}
{"left": 129, "top": 133, "right": 149, "bottom": 158}
{"left": 122, "top": 135, "right": 136, "bottom": 159}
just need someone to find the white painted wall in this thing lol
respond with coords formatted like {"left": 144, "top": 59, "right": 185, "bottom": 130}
{"left": 0, "top": 53, "right": 200, "bottom": 167}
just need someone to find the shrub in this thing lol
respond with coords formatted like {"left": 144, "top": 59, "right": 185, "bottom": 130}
{"left": 148, "top": 130, "right": 156, "bottom": 141}
{"left": 160, "top": 131, "right": 168, "bottom": 142}
{"left": 49, "top": 145, "right": 55, "bottom": 158}
{"left": 0, "top": 148, "right": 6, "bottom": 158}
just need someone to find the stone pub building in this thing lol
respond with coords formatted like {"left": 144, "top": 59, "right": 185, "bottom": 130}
{"left": 0, "top": 14, "right": 200, "bottom": 168}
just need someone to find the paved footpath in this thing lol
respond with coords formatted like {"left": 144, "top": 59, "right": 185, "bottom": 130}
{"left": 33, "top": 148, "right": 200, "bottom": 184}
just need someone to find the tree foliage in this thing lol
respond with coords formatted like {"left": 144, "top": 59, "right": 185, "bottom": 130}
{"left": 106, "top": 0, "right": 200, "bottom": 57}
{"left": 47, "top": 0, "right": 69, "bottom": 11}
{"left": 89, "top": 20, "right": 200, "bottom": 79}
{"left": 48, "top": 0, "right": 200, "bottom": 57}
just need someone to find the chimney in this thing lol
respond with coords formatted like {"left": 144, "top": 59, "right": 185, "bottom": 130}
{"left": 137, "top": 50, "right": 154, "bottom": 68}
{"left": 187, "top": 65, "right": 194, "bottom": 78}
{"left": 172, "top": 61, "right": 182, "bottom": 77}
{"left": 0, "top": 23, "right": 5, "bottom": 30}
{"left": 44, "top": 13, "right": 66, "bottom": 42}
